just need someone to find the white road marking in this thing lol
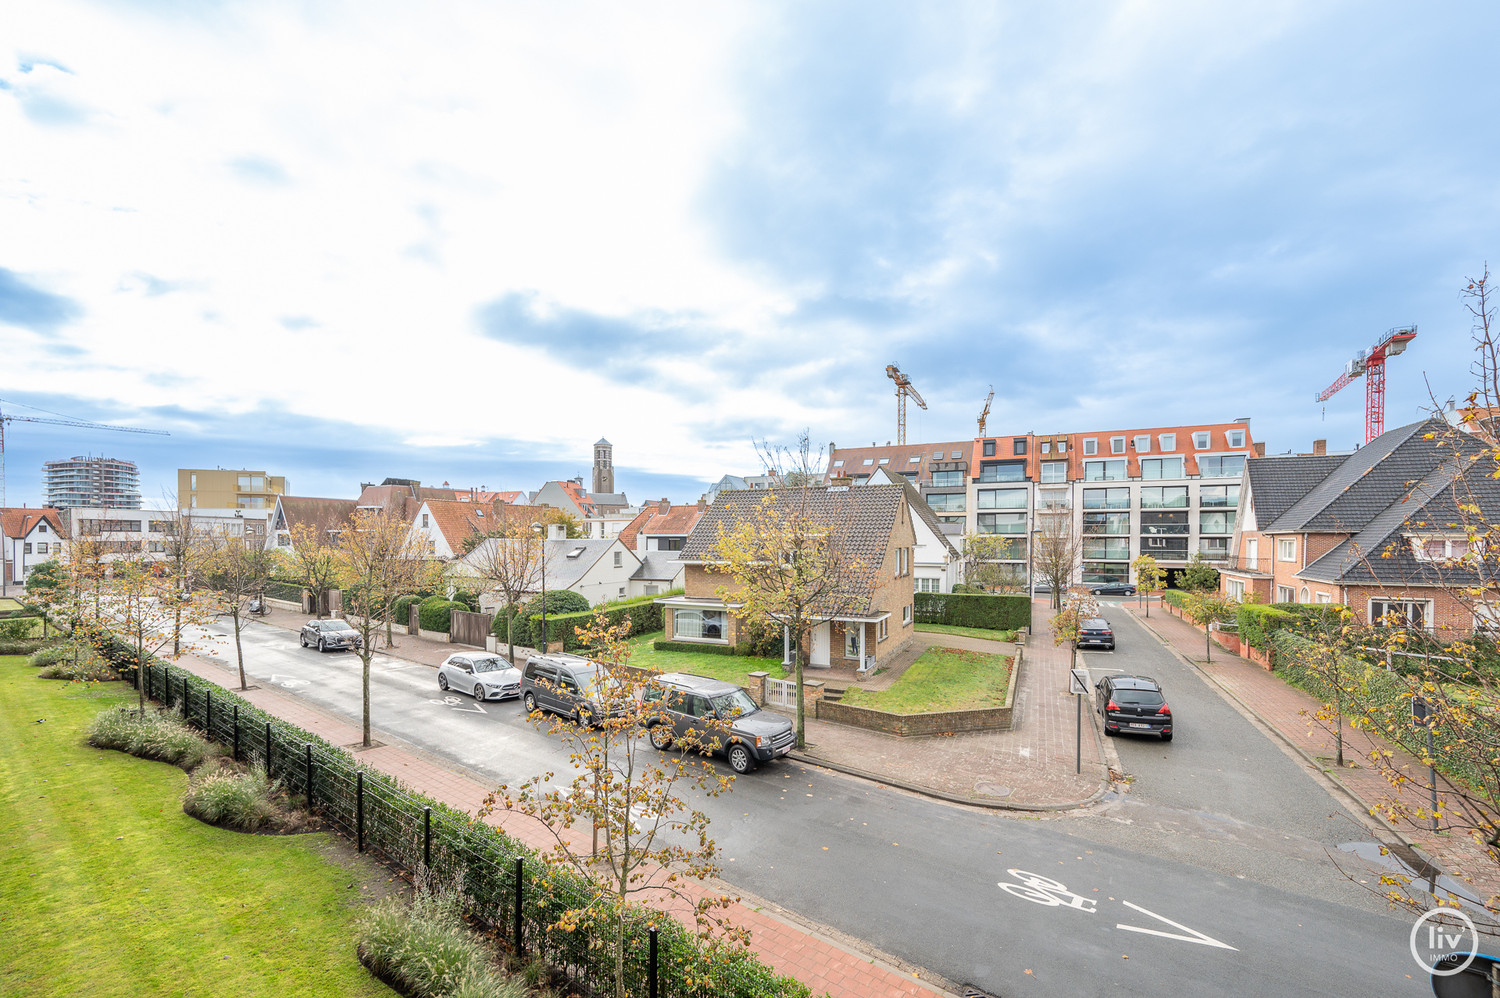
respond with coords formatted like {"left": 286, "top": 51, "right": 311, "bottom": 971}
{"left": 269, "top": 674, "right": 309, "bottom": 688}
{"left": 1116, "top": 900, "right": 1238, "bottom": 950}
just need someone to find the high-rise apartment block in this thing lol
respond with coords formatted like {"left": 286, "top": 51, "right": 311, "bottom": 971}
{"left": 178, "top": 468, "right": 288, "bottom": 509}
{"left": 827, "top": 420, "right": 1257, "bottom": 587}
{"left": 43, "top": 456, "right": 141, "bottom": 509}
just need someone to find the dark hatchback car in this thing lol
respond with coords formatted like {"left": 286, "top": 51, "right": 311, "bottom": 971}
{"left": 1096, "top": 675, "right": 1172, "bottom": 740}
{"left": 1090, "top": 583, "right": 1137, "bottom": 596}
{"left": 1075, "top": 617, "right": 1115, "bottom": 651}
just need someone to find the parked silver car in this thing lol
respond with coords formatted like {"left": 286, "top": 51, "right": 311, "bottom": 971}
{"left": 437, "top": 652, "right": 522, "bottom": 701}
{"left": 300, "top": 618, "right": 363, "bottom": 652}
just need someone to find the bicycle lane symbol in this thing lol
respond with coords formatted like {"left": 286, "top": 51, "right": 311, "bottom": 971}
{"left": 997, "top": 870, "right": 1237, "bottom": 950}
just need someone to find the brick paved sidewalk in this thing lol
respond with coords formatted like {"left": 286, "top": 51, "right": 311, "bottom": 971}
{"left": 1126, "top": 603, "right": 1500, "bottom": 905}
{"left": 172, "top": 647, "right": 949, "bottom": 998}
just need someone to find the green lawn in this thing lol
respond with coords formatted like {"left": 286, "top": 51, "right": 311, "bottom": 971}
{"left": 0, "top": 658, "right": 394, "bottom": 998}
{"left": 915, "top": 622, "right": 1018, "bottom": 643}
{"left": 625, "top": 631, "right": 787, "bottom": 687}
{"left": 0, "top": 598, "right": 23, "bottom": 612}
{"left": 838, "top": 646, "right": 1013, "bottom": 713}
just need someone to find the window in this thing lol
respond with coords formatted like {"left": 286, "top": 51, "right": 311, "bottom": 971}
{"left": 1299, "top": 587, "right": 1309, "bottom": 603}
{"left": 878, "top": 458, "right": 889, "bottom": 465}
{"left": 657, "top": 537, "right": 684, "bottom": 551}
{"left": 977, "top": 512, "right": 1027, "bottom": 534}
{"left": 902, "top": 604, "right": 913, "bottom": 626}
{"left": 1246, "top": 538, "right": 1258, "bottom": 569}
{"left": 978, "top": 461, "right": 1025, "bottom": 483}
{"left": 1083, "top": 512, "right": 1130, "bottom": 535}
{"left": 931, "top": 470, "right": 963, "bottom": 487}
{"left": 1199, "top": 485, "right": 1240, "bottom": 508}
{"left": 645, "top": 584, "right": 659, "bottom": 595}
{"left": 926, "top": 493, "right": 966, "bottom": 512}
{"left": 1083, "top": 438, "right": 1097, "bottom": 456}
{"left": 36, "top": 542, "right": 47, "bottom": 554}
{"left": 190, "top": 473, "right": 197, "bottom": 490}
{"left": 1193, "top": 431, "right": 1210, "bottom": 449}
{"left": 832, "top": 460, "right": 844, "bottom": 468}
{"left": 1226, "top": 579, "right": 1245, "bottom": 600}
{"left": 1134, "top": 435, "right": 1151, "bottom": 453}
{"left": 37, "top": 523, "right": 46, "bottom": 533}
{"left": 1040, "top": 442, "right": 1051, "bottom": 454}
{"left": 673, "top": 608, "right": 727, "bottom": 641}
{"left": 1227, "top": 428, "right": 1246, "bottom": 448}
{"left": 1110, "top": 437, "right": 1126, "bottom": 454}
{"left": 1141, "top": 486, "right": 1188, "bottom": 508}
{"left": 1038, "top": 488, "right": 1069, "bottom": 510}
{"left": 1410, "top": 536, "right": 1474, "bottom": 562}
{"left": 1198, "top": 455, "right": 1246, "bottom": 478}
{"left": 1199, "top": 537, "right": 1229, "bottom": 558}
{"left": 845, "top": 627, "right": 863, "bottom": 658}
{"left": 1276, "top": 586, "right": 1295, "bottom": 602}
{"left": 908, "top": 456, "right": 921, "bottom": 464}
{"left": 422, "top": 514, "right": 429, "bottom": 528}
{"left": 895, "top": 546, "right": 910, "bottom": 576}
{"left": 1083, "top": 459, "right": 1127, "bottom": 481}
{"left": 878, "top": 618, "right": 889, "bottom": 641}
{"left": 1199, "top": 511, "right": 1236, "bottom": 534}
{"left": 983, "top": 440, "right": 996, "bottom": 457}
{"left": 1083, "top": 538, "right": 1130, "bottom": 560}
{"left": 932, "top": 450, "right": 943, "bottom": 459}
{"left": 1158, "top": 433, "right": 1176, "bottom": 451}
{"left": 1082, "top": 488, "right": 1130, "bottom": 510}
{"left": 1316, "top": 592, "right": 1332, "bottom": 604}
{"left": 277, "top": 533, "right": 290, "bottom": 547}
{"left": 1370, "top": 599, "right": 1432, "bottom": 630}
{"left": 619, "top": 586, "right": 626, "bottom": 598}
{"left": 1139, "top": 457, "right": 1185, "bottom": 480}
{"left": 613, "top": 551, "right": 622, "bottom": 567}
{"left": 1277, "top": 538, "right": 1296, "bottom": 562}
{"left": 1040, "top": 461, "right": 1067, "bottom": 484}
{"left": 1475, "top": 604, "right": 1500, "bottom": 633}
{"left": 977, "top": 489, "right": 1026, "bottom": 510}
{"left": 1013, "top": 438, "right": 1027, "bottom": 456}
{"left": 950, "top": 450, "right": 962, "bottom": 459}
{"left": 862, "top": 458, "right": 874, "bottom": 466}
{"left": 148, "top": 541, "right": 165, "bottom": 553}
{"left": 1083, "top": 563, "right": 1129, "bottom": 584}
{"left": 22, "top": 543, "right": 31, "bottom": 554}
{"left": 916, "top": 577, "right": 941, "bottom": 593}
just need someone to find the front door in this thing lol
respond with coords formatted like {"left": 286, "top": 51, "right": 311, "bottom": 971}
{"left": 810, "top": 623, "right": 831, "bottom": 667}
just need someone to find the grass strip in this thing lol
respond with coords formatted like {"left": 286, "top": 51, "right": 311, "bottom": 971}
{"left": 914, "top": 623, "right": 1018, "bottom": 642}
{"left": 625, "top": 631, "right": 785, "bottom": 687}
{"left": 0, "top": 658, "right": 394, "bottom": 998}
{"left": 839, "top": 646, "right": 1013, "bottom": 713}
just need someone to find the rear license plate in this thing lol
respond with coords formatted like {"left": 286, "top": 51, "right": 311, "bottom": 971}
{"left": 1128, "top": 722, "right": 1152, "bottom": 729}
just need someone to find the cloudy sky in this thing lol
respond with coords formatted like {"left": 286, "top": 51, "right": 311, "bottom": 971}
{"left": 2, "top": 2, "right": 1496, "bottom": 509}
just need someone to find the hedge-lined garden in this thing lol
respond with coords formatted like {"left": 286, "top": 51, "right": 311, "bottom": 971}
{"left": 913, "top": 592, "right": 1030, "bottom": 632}
{"left": 491, "top": 592, "right": 683, "bottom": 652}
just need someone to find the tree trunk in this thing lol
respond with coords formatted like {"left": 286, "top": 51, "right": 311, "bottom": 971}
{"left": 233, "top": 611, "right": 247, "bottom": 690}
{"left": 362, "top": 652, "right": 372, "bottom": 747}
{"left": 505, "top": 610, "right": 516, "bottom": 664}
{"left": 793, "top": 622, "right": 806, "bottom": 749}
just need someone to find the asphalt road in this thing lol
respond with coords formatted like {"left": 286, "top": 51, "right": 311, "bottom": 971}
{"left": 188, "top": 618, "right": 1429, "bottom": 998}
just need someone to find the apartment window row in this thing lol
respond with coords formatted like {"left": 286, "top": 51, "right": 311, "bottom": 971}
{"left": 977, "top": 489, "right": 1026, "bottom": 510}
{"left": 1077, "top": 429, "right": 1247, "bottom": 457}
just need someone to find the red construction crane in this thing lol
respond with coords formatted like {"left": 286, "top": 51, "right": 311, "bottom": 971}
{"left": 1314, "top": 326, "right": 1418, "bottom": 443}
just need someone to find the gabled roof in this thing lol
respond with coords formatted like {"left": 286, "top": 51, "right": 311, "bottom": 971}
{"left": 896, "top": 481, "right": 960, "bottom": 558}
{"left": 589, "top": 492, "right": 631, "bottom": 507}
{"left": 618, "top": 502, "right": 705, "bottom": 551}
{"left": 631, "top": 552, "right": 684, "bottom": 582}
{"left": 274, "top": 496, "right": 357, "bottom": 536}
{"left": 1245, "top": 454, "right": 1347, "bottom": 526}
{"left": 680, "top": 485, "right": 908, "bottom": 613}
{"left": 419, "top": 499, "right": 498, "bottom": 554}
{"left": 543, "top": 538, "right": 635, "bottom": 590}
{"left": 1, "top": 508, "right": 63, "bottom": 540}
{"left": 1264, "top": 420, "right": 1439, "bottom": 533}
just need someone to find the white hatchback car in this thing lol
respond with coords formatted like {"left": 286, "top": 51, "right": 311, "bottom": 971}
{"left": 437, "top": 652, "right": 522, "bottom": 702}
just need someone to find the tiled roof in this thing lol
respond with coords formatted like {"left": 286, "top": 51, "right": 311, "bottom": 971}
{"left": 276, "top": 497, "right": 357, "bottom": 535}
{"left": 825, "top": 441, "right": 972, "bottom": 482}
{"left": 619, "top": 503, "right": 705, "bottom": 551}
{"left": 1, "top": 507, "right": 63, "bottom": 540}
{"left": 631, "top": 552, "right": 684, "bottom": 582}
{"left": 1263, "top": 421, "right": 1436, "bottom": 533}
{"left": 1245, "top": 454, "right": 1347, "bottom": 526}
{"left": 680, "top": 485, "right": 906, "bottom": 613}
{"left": 421, "top": 499, "right": 497, "bottom": 553}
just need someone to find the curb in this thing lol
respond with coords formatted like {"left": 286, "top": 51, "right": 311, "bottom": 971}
{"left": 786, "top": 750, "right": 1113, "bottom": 812}
{"left": 1124, "top": 607, "right": 1420, "bottom": 852}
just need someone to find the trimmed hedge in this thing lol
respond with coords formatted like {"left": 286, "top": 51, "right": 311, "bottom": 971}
{"left": 536, "top": 594, "right": 668, "bottom": 652}
{"left": 418, "top": 597, "right": 465, "bottom": 633}
{"left": 651, "top": 639, "right": 744, "bottom": 657}
{"left": 264, "top": 579, "right": 306, "bottom": 602}
{"left": 914, "top": 592, "right": 1030, "bottom": 632}
{"left": 391, "top": 594, "right": 423, "bottom": 625}
{"left": 1237, "top": 605, "right": 1297, "bottom": 649}
{"left": 1162, "top": 590, "right": 1190, "bottom": 609}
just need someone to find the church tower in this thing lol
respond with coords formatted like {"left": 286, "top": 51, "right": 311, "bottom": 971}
{"left": 592, "top": 438, "right": 614, "bottom": 494}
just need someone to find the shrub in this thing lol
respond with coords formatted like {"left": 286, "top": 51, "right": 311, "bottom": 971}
{"left": 36, "top": 643, "right": 114, "bottom": 681}
{"left": 0, "top": 639, "right": 44, "bottom": 656}
{"left": 356, "top": 890, "right": 506, "bottom": 998}
{"left": 87, "top": 705, "right": 210, "bottom": 770}
{"left": 1162, "top": 590, "right": 1190, "bottom": 609}
{"left": 418, "top": 597, "right": 465, "bottom": 633}
{"left": 0, "top": 617, "right": 38, "bottom": 641}
{"left": 183, "top": 763, "right": 281, "bottom": 831}
{"left": 1237, "top": 605, "right": 1297, "bottom": 649}
{"left": 537, "top": 594, "right": 669, "bottom": 652}
{"left": 392, "top": 594, "right": 424, "bottom": 625}
{"left": 520, "top": 590, "right": 590, "bottom": 618}
{"left": 913, "top": 592, "right": 1030, "bottom": 631}
{"left": 28, "top": 643, "right": 73, "bottom": 668}
{"left": 651, "top": 638, "right": 744, "bottom": 656}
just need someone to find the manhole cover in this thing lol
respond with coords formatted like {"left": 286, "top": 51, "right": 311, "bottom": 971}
{"left": 974, "top": 782, "right": 1013, "bottom": 798}
{"left": 963, "top": 987, "right": 1000, "bottom": 998}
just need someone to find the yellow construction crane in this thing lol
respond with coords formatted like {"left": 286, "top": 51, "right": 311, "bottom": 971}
{"left": 977, "top": 386, "right": 994, "bottom": 436}
{"left": 884, "top": 364, "right": 927, "bottom": 445}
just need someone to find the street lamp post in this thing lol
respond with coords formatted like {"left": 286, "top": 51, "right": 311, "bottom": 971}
{"left": 531, "top": 522, "right": 547, "bottom": 654}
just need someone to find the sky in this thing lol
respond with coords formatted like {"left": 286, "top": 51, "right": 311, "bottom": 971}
{"left": 2, "top": 2, "right": 1497, "bottom": 510}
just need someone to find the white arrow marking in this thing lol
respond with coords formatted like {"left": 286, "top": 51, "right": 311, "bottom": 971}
{"left": 1116, "top": 900, "right": 1238, "bottom": 950}
{"left": 451, "top": 701, "right": 487, "bottom": 714}
{"left": 269, "top": 675, "right": 309, "bottom": 688}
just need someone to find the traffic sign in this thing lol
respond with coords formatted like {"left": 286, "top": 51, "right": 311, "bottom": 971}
{"left": 1069, "top": 668, "right": 1090, "bottom": 696}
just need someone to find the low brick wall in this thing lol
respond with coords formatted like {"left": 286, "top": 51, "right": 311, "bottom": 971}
{"left": 812, "top": 649, "right": 1020, "bottom": 737}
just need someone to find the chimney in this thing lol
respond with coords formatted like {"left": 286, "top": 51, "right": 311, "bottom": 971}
{"left": 697, "top": 498, "right": 708, "bottom": 511}
{"left": 1312, "top": 439, "right": 1327, "bottom": 456}
{"left": 548, "top": 523, "right": 566, "bottom": 540}
{"left": 658, "top": 498, "right": 671, "bottom": 514}
{"left": 1253, "top": 442, "right": 1265, "bottom": 457}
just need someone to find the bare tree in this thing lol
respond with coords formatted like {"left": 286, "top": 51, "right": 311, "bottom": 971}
{"left": 458, "top": 509, "right": 545, "bottom": 662}
{"left": 202, "top": 527, "right": 272, "bottom": 690}
{"left": 284, "top": 521, "right": 343, "bottom": 618}
{"left": 1032, "top": 508, "right": 1082, "bottom": 609}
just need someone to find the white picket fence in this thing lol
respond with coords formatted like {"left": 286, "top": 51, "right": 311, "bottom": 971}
{"left": 765, "top": 677, "right": 797, "bottom": 709}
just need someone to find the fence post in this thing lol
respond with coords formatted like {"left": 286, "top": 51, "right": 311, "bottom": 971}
{"left": 305, "top": 744, "right": 314, "bottom": 809}
{"left": 145, "top": 664, "right": 152, "bottom": 702}
{"left": 205, "top": 690, "right": 212, "bottom": 736}
{"left": 649, "top": 926, "right": 658, "bottom": 998}
{"left": 164, "top": 667, "right": 171, "bottom": 708}
{"left": 356, "top": 771, "right": 364, "bottom": 853}
{"left": 265, "top": 721, "right": 273, "bottom": 776}
{"left": 514, "top": 857, "right": 524, "bottom": 956}
{"left": 183, "top": 677, "right": 189, "bottom": 717}
{"left": 423, "top": 807, "right": 431, "bottom": 869}
{"left": 232, "top": 706, "right": 240, "bottom": 761}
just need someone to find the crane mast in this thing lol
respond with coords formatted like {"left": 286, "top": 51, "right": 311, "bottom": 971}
{"left": 885, "top": 365, "right": 927, "bottom": 445}
{"left": 0, "top": 400, "right": 169, "bottom": 509}
{"left": 1313, "top": 326, "right": 1417, "bottom": 444}
{"left": 977, "top": 386, "right": 994, "bottom": 436}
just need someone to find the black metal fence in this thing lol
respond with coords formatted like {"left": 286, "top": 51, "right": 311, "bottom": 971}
{"left": 131, "top": 655, "right": 805, "bottom": 998}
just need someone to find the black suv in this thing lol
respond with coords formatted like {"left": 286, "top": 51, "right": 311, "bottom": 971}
{"left": 1095, "top": 675, "right": 1172, "bottom": 741}
{"left": 642, "top": 673, "right": 796, "bottom": 774}
{"left": 1075, "top": 618, "right": 1115, "bottom": 651}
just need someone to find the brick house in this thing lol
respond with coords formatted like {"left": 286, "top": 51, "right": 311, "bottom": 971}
{"left": 1220, "top": 418, "right": 1497, "bottom": 632}
{"left": 656, "top": 485, "right": 919, "bottom": 669}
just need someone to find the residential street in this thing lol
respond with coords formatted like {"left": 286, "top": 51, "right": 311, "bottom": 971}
{"left": 183, "top": 617, "right": 1427, "bottom": 997}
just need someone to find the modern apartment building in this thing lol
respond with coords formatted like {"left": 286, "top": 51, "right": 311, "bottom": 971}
{"left": 178, "top": 468, "right": 288, "bottom": 510}
{"left": 826, "top": 421, "right": 1258, "bottom": 587}
{"left": 43, "top": 456, "right": 141, "bottom": 509}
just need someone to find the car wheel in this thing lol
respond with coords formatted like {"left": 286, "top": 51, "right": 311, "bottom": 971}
{"left": 648, "top": 725, "right": 673, "bottom": 751}
{"left": 1103, "top": 727, "right": 1116, "bottom": 736}
{"left": 317, "top": 639, "right": 325, "bottom": 653}
{"left": 1162, "top": 733, "right": 1173, "bottom": 742}
{"left": 438, "top": 674, "right": 448, "bottom": 691}
{"left": 523, "top": 691, "right": 538, "bottom": 713}
{"left": 300, "top": 634, "right": 307, "bottom": 648}
{"left": 727, "top": 743, "right": 755, "bottom": 774}
{"left": 474, "top": 684, "right": 486, "bottom": 701}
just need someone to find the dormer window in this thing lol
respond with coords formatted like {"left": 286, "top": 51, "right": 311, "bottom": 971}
{"left": 1410, "top": 535, "right": 1477, "bottom": 563}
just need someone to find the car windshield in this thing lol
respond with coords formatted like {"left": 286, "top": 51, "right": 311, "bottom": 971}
{"left": 711, "top": 689, "right": 758, "bottom": 718}
{"left": 1113, "top": 688, "right": 1164, "bottom": 706}
{"left": 318, "top": 621, "right": 345, "bottom": 630}
{"left": 471, "top": 656, "right": 511, "bottom": 673}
